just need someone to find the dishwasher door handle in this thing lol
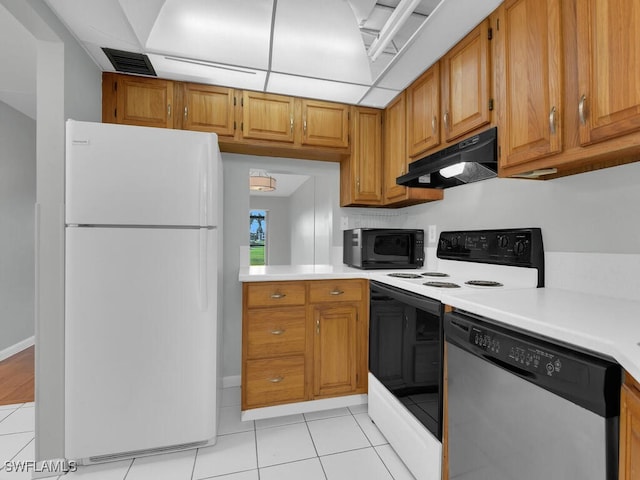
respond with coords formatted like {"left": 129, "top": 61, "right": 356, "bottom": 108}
{"left": 481, "top": 353, "right": 535, "bottom": 379}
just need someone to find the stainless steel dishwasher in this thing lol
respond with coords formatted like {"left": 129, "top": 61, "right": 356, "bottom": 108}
{"left": 444, "top": 310, "right": 621, "bottom": 480}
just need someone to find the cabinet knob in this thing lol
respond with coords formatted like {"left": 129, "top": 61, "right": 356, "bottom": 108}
{"left": 549, "top": 106, "right": 557, "bottom": 135}
{"left": 329, "top": 289, "right": 344, "bottom": 296}
{"left": 270, "top": 293, "right": 286, "bottom": 299}
{"left": 578, "top": 95, "right": 587, "bottom": 125}
{"left": 270, "top": 329, "right": 285, "bottom": 335}
{"left": 268, "top": 376, "right": 284, "bottom": 383}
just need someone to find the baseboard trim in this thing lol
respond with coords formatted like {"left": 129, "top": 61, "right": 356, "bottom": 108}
{"left": 0, "top": 336, "right": 34, "bottom": 362}
{"left": 222, "top": 375, "right": 241, "bottom": 388}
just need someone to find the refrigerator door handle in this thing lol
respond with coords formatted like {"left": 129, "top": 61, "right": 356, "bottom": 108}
{"left": 199, "top": 145, "right": 209, "bottom": 227}
{"left": 198, "top": 228, "right": 208, "bottom": 311}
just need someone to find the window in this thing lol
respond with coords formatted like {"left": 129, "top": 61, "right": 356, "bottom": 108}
{"left": 249, "top": 210, "right": 267, "bottom": 266}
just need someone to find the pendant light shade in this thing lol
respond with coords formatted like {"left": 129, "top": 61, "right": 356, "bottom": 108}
{"left": 250, "top": 170, "right": 277, "bottom": 192}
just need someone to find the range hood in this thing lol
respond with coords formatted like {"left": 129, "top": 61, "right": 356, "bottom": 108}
{"left": 397, "top": 127, "right": 497, "bottom": 189}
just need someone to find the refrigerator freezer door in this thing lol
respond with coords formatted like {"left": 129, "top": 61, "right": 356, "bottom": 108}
{"left": 65, "top": 226, "right": 218, "bottom": 460}
{"left": 66, "top": 120, "right": 220, "bottom": 227}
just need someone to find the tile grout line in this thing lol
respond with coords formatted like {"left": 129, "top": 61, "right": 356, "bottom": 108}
{"left": 190, "top": 447, "right": 199, "bottom": 480}
{"left": 303, "top": 417, "right": 329, "bottom": 480}
{"left": 121, "top": 457, "right": 134, "bottom": 480}
{"left": 254, "top": 414, "right": 261, "bottom": 480}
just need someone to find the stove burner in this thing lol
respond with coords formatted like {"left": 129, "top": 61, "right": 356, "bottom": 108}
{"left": 465, "top": 280, "right": 504, "bottom": 287}
{"left": 387, "top": 273, "right": 423, "bottom": 279}
{"left": 423, "top": 281, "right": 461, "bottom": 288}
{"left": 421, "top": 272, "right": 450, "bottom": 277}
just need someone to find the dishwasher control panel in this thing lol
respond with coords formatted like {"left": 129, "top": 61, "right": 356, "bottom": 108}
{"left": 469, "top": 326, "right": 587, "bottom": 383}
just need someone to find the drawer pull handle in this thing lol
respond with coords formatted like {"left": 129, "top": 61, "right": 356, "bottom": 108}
{"left": 269, "top": 376, "right": 284, "bottom": 383}
{"left": 271, "top": 329, "right": 285, "bottom": 335}
{"left": 549, "top": 106, "right": 557, "bottom": 135}
{"left": 329, "top": 289, "right": 344, "bottom": 295}
{"left": 270, "top": 293, "right": 286, "bottom": 299}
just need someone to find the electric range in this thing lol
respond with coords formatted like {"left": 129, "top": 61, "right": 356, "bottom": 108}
{"left": 366, "top": 228, "right": 545, "bottom": 480}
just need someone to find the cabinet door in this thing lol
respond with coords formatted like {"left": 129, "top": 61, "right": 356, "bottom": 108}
{"left": 497, "top": 0, "right": 563, "bottom": 168}
{"left": 407, "top": 63, "right": 441, "bottom": 157}
{"left": 313, "top": 304, "right": 358, "bottom": 397}
{"left": 242, "top": 91, "right": 295, "bottom": 143}
{"left": 620, "top": 383, "right": 640, "bottom": 480}
{"left": 301, "top": 100, "right": 350, "bottom": 148}
{"left": 349, "top": 107, "right": 383, "bottom": 204}
{"left": 384, "top": 93, "right": 409, "bottom": 203}
{"left": 182, "top": 83, "right": 235, "bottom": 136}
{"left": 114, "top": 75, "right": 174, "bottom": 128}
{"left": 441, "top": 21, "right": 491, "bottom": 142}
{"left": 576, "top": 0, "right": 640, "bottom": 145}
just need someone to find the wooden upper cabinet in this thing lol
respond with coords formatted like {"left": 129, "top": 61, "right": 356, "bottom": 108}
{"left": 105, "top": 73, "right": 174, "bottom": 128}
{"left": 384, "top": 93, "right": 409, "bottom": 203}
{"left": 406, "top": 62, "right": 441, "bottom": 157}
{"left": 242, "top": 91, "right": 295, "bottom": 143}
{"left": 301, "top": 100, "right": 350, "bottom": 148}
{"left": 576, "top": 0, "right": 640, "bottom": 145}
{"left": 181, "top": 83, "right": 235, "bottom": 137}
{"left": 496, "top": 0, "right": 563, "bottom": 168}
{"left": 348, "top": 107, "right": 383, "bottom": 205}
{"left": 441, "top": 20, "right": 492, "bottom": 142}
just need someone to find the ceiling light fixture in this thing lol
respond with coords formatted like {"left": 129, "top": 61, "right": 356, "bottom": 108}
{"left": 249, "top": 170, "right": 277, "bottom": 192}
{"left": 367, "top": 0, "right": 422, "bottom": 62}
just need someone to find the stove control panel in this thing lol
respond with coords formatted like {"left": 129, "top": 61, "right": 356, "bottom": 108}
{"left": 437, "top": 229, "right": 544, "bottom": 286}
{"left": 468, "top": 326, "right": 587, "bottom": 383}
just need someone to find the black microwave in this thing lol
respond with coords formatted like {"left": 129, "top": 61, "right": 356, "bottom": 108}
{"left": 343, "top": 228, "right": 424, "bottom": 269}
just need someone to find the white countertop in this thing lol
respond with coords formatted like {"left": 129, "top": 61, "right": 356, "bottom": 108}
{"left": 441, "top": 288, "right": 640, "bottom": 380}
{"left": 238, "top": 265, "right": 640, "bottom": 380}
{"left": 238, "top": 264, "right": 369, "bottom": 281}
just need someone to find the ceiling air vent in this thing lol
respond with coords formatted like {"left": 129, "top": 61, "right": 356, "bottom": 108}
{"left": 102, "top": 48, "right": 157, "bottom": 76}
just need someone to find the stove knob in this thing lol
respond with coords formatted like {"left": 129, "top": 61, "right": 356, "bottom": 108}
{"left": 497, "top": 235, "right": 509, "bottom": 249}
{"left": 514, "top": 240, "right": 526, "bottom": 256}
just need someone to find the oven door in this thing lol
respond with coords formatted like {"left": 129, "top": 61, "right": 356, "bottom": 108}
{"left": 369, "top": 281, "right": 443, "bottom": 439}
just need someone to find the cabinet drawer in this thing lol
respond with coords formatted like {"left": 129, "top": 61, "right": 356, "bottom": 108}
{"left": 246, "top": 282, "right": 306, "bottom": 307}
{"left": 309, "top": 280, "right": 363, "bottom": 303}
{"left": 244, "top": 356, "right": 306, "bottom": 408}
{"left": 246, "top": 307, "right": 306, "bottom": 358}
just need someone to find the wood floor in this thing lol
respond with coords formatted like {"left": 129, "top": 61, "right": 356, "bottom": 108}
{"left": 0, "top": 346, "right": 35, "bottom": 405}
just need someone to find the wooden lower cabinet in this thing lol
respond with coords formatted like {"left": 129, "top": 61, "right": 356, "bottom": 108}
{"left": 312, "top": 304, "right": 358, "bottom": 398}
{"left": 242, "top": 279, "right": 368, "bottom": 411}
{"left": 620, "top": 373, "right": 640, "bottom": 480}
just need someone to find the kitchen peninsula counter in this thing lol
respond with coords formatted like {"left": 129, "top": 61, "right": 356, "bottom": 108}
{"left": 441, "top": 288, "right": 640, "bottom": 381}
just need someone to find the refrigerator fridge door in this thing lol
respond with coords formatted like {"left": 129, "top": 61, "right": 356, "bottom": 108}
{"left": 65, "top": 120, "right": 220, "bottom": 227}
{"left": 65, "top": 226, "right": 218, "bottom": 460}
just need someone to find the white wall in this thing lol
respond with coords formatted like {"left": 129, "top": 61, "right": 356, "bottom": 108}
{"left": 290, "top": 177, "right": 316, "bottom": 264}
{"left": 399, "top": 160, "right": 640, "bottom": 254}
{"left": 1, "top": 0, "right": 101, "bottom": 463}
{"left": 0, "top": 101, "right": 36, "bottom": 353}
{"left": 249, "top": 196, "right": 292, "bottom": 265}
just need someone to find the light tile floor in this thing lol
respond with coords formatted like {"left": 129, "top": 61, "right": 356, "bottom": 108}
{"left": 0, "top": 388, "right": 416, "bottom": 480}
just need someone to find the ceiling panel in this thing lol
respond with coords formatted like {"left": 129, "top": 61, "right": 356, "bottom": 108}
{"left": 272, "top": 0, "right": 372, "bottom": 85}
{"left": 46, "top": 0, "right": 140, "bottom": 51}
{"left": 358, "top": 87, "right": 401, "bottom": 108}
{"left": 267, "top": 73, "right": 369, "bottom": 105}
{"left": 117, "top": 0, "right": 166, "bottom": 47}
{"left": 147, "top": 0, "right": 274, "bottom": 70}
{"left": 148, "top": 54, "right": 267, "bottom": 91}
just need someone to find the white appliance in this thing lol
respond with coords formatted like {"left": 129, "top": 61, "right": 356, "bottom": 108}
{"left": 64, "top": 120, "right": 223, "bottom": 462}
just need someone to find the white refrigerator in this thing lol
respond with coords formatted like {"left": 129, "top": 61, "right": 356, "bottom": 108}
{"left": 64, "top": 120, "right": 222, "bottom": 462}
